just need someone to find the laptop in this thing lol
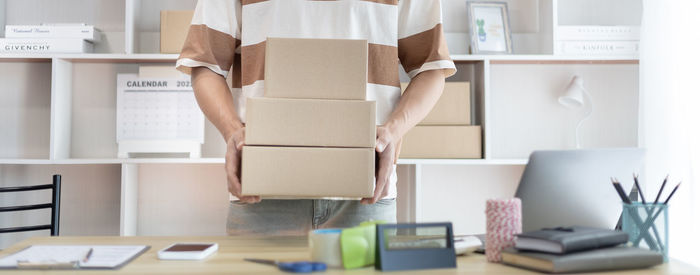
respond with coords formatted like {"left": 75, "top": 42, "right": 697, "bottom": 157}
{"left": 515, "top": 148, "right": 645, "bottom": 232}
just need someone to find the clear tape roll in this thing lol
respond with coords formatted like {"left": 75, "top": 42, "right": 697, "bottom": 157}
{"left": 309, "top": 228, "right": 343, "bottom": 268}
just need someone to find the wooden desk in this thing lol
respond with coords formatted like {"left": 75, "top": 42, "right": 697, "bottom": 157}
{"left": 1, "top": 236, "right": 697, "bottom": 274}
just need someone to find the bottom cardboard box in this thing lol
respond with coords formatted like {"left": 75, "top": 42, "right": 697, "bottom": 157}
{"left": 400, "top": 126, "right": 482, "bottom": 159}
{"left": 241, "top": 146, "right": 374, "bottom": 198}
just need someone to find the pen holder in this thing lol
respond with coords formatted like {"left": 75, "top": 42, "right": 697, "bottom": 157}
{"left": 622, "top": 202, "right": 669, "bottom": 262}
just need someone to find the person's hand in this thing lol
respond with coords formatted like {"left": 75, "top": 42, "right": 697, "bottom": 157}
{"left": 225, "top": 127, "right": 261, "bottom": 203}
{"left": 362, "top": 126, "right": 396, "bottom": 204}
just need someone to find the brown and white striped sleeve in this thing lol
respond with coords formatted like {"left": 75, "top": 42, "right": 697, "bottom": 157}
{"left": 397, "top": 0, "right": 456, "bottom": 79}
{"left": 176, "top": 0, "right": 241, "bottom": 78}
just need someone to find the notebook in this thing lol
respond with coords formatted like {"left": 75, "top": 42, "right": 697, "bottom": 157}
{"left": 502, "top": 246, "right": 663, "bottom": 273}
{"left": 0, "top": 245, "right": 149, "bottom": 270}
{"left": 515, "top": 226, "right": 629, "bottom": 254}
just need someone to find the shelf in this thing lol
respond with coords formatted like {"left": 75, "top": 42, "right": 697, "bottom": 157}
{"left": 397, "top": 158, "right": 528, "bottom": 165}
{"left": 0, "top": 53, "right": 180, "bottom": 62}
{"left": 452, "top": 54, "right": 639, "bottom": 64}
{"left": 0, "top": 158, "right": 527, "bottom": 165}
{"left": 0, "top": 53, "right": 638, "bottom": 64}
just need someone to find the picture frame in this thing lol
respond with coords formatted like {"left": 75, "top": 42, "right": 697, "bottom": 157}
{"left": 466, "top": 1, "right": 513, "bottom": 54}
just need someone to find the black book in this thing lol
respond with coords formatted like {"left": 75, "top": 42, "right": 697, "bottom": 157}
{"left": 515, "top": 226, "right": 629, "bottom": 254}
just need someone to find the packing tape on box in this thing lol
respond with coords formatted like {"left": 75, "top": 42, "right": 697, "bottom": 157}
{"left": 309, "top": 228, "right": 343, "bottom": 268}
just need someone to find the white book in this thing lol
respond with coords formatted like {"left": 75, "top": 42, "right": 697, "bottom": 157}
{"left": 556, "top": 25, "right": 640, "bottom": 41}
{"left": 5, "top": 25, "right": 101, "bottom": 42}
{"left": 0, "top": 38, "right": 93, "bottom": 53}
{"left": 554, "top": 41, "right": 639, "bottom": 56}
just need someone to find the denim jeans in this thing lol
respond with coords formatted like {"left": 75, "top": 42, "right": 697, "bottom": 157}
{"left": 226, "top": 199, "right": 397, "bottom": 236}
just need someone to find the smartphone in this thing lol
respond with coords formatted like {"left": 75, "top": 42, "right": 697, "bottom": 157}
{"left": 157, "top": 243, "right": 218, "bottom": 260}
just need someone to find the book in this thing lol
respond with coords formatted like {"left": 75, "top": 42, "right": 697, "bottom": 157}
{"left": 554, "top": 40, "right": 639, "bottom": 56}
{"left": 556, "top": 25, "right": 640, "bottom": 41}
{"left": 502, "top": 246, "right": 663, "bottom": 273}
{"left": 0, "top": 38, "right": 93, "bottom": 53}
{"left": 0, "top": 245, "right": 149, "bottom": 270}
{"left": 5, "top": 25, "right": 101, "bottom": 42}
{"left": 515, "top": 226, "right": 629, "bottom": 254}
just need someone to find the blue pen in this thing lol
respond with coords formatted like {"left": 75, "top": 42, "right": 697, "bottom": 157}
{"left": 244, "top": 258, "right": 327, "bottom": 273}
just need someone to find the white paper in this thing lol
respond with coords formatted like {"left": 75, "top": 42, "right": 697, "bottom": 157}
{"left": 0, "top": 245, "right": 147, "bottom": 269}
{"left": 116, "top": 73, "right": 205, "bottom": 143}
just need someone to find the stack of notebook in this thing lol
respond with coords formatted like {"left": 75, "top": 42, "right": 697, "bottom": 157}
{"left": 501, "top": 226, "right": 663, "bottom": 273}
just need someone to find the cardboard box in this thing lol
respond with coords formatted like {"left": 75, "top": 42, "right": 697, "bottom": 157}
{"left": 401, "top": 82, "right": 471, "bottom": 125}
{"left": 160, "top": 10, "right": 194, "bottom": 54}
{"left": 241, "top": 146, "right": 374, "bottom": 198}
{"left": 399, "top": 126, "right": 482, "bottom": 158}
{"left": 264, "top": 37, "right": 367, "bottom": 100}
{"left": 245, "top": 97, "right": 376, "bottom": 148}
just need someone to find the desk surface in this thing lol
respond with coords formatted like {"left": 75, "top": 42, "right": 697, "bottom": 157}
{"left": 1, "top": 236, "right": 697, "bottom": 274}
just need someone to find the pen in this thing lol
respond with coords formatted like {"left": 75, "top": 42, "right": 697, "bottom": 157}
{"left": 633, "top": 174, "right": 647, "bottom": 204}
{"left": 611, "top": 178, "right": 631, "bottom": 204}
{"left": 83, "top": 248, "right": 93, "bottom": 263}
{"left": 653, "top": 175, "right": 668, "bottom": 204}
{"left": 662, "top": 182, "right": 681, "bottom": 205}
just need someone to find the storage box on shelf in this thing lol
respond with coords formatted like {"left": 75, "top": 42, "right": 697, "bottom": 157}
{"left": 399, "top": 82, "right": 482, "bottom": 159}
{"left": 160, "top": 10, "right": 194, "bottom": 54}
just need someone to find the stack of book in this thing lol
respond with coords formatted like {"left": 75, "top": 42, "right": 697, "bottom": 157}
{"left": 501, "top": 226, "right": 663, "bottom": 273}
{"left": 1, "top": 24, "right": 99, "bottom": 53}
{"left": 554, "top": 25, "right": 640, "bottom": 56}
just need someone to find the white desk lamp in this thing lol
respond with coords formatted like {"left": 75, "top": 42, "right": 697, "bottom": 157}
{"left": 558, "top": 75, "right": 593, "bottom": 149}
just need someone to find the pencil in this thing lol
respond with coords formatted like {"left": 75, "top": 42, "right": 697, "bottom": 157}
{"left": 653, "top": 175, "right": 668, "bottom": 204}
{"left": 633, "top": 174, "right": 647, "bottom": 204}
{"left": 612, "top": 179, "right": 631, "bottom": 204}
{"left": 662, "top": 182, "right": 681, "bottom": 205}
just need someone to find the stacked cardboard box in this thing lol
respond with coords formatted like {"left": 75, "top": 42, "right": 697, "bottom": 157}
{"left": 161, "top": 10, "right": 195, "bottom": 54}
{"left": 399, "top": 82, "right": 482, "bottom": 159}
{"left": 241, "top": 38, "right": 375, "bottom": 198}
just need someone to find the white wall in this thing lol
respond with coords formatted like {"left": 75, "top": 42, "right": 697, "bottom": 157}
{"left": 136, "top": 164, "right": 228, "bottom": 236}
{"left": 0, "top": 62, "right": 51, "bottom": 159}
{"left": 0, "top": 165, "right": 121, "bottom": 249}
{"left": 419, "top": 165, "right": 525, "bottom": 235}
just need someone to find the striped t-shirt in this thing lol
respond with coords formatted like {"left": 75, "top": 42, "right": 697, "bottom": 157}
{"left": 176, "top": 0, "right": 456, "bottom": 200}
{"left": 176, "top": 0, "right": 456, "bottom": 125}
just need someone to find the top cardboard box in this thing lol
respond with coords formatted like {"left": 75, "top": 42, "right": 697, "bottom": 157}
{"left": 160, "top": 10, "right": 194, "bottom": 54}
{"left": 264, "top": 37, "right": 368, "bottom": 100}
{"left": 401, "top": 82, "right": 471, "bottom": 125}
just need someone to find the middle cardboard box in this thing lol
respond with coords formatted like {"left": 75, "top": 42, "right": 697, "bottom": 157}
{"left": 245, "top": 97, "right": 376, "bottom": 148}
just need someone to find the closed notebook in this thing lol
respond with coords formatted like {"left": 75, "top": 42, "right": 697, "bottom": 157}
{"left": 515, "top": 226, "right": 628, "bottom": 254}
{"left": 501, "top": 246, "right": 663, "bottom": 273}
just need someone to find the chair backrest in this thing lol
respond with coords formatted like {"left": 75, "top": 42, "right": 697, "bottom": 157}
{"left": 0, "top": 175, "right": 61, "bottom": 236}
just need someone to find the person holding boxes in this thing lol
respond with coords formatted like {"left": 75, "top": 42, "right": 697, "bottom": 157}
{"left": 176, "top": 0, "right": 456, "bottom": 236}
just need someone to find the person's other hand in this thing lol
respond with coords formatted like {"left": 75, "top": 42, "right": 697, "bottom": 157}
{"left": 362, "top": 126, "right": 396, "bottom": 204}
{"left": 225, "top": 127, "right": 261, "bottom": 203}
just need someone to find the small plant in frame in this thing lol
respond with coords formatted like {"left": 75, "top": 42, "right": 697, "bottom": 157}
{"left": 467, "top": 1, "right": 513, "bottom": 54}
{"left": 476, "top": 19, "right": 486, "bottom": 41}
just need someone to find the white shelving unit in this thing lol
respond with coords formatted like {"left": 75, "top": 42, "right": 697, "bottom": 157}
{"left": 0, "top": 0, "right": 642, "bottom": 246}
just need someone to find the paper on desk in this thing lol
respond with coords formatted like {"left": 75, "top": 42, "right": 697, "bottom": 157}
{"left": 0, "top": 245, "right": 148, "bottom": 269}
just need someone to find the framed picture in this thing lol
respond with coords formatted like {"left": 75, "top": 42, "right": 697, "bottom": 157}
{"left": 466, "top": 1, "right": 513, "bottom": 54}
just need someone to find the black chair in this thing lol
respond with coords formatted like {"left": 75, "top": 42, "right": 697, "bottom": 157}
{"left": 0, "top": 175, "right": 61, "bottom": 236}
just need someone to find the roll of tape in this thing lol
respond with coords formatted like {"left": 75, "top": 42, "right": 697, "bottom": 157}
{"left": 309, "top": 228, "right": 343, "bottom": 268}
{"left": 485, "top": 198, "right": 522, "bottom": 263}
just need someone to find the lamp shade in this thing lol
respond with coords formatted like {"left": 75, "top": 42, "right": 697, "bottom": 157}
{"left": 558, "top": 76, "right": 585, "bottom": 108}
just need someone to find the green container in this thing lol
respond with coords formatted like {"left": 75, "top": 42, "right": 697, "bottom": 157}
{"left": 622, "top": 202, "right": 669, "bottom": 262}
